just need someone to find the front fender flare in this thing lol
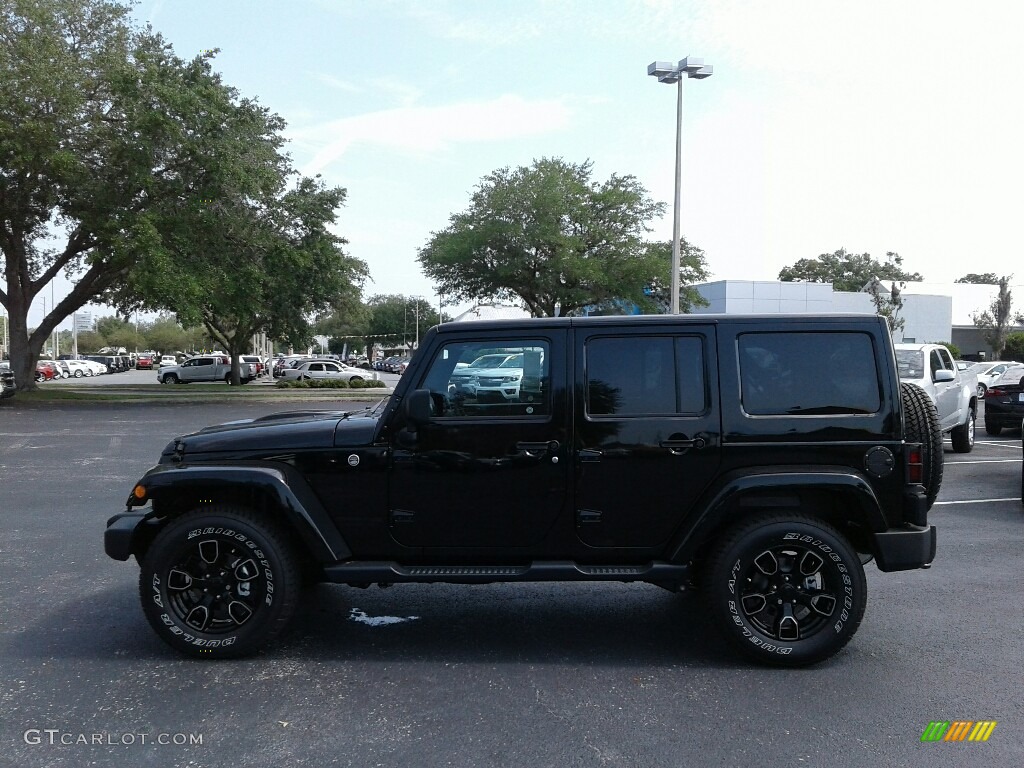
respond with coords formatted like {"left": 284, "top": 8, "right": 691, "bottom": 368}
{"left": 128, "top": 462, "right": 350, "bottom": 562}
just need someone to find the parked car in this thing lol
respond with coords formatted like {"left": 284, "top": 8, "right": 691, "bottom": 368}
{"left": 106, "top": 313, "right": 938, "bottom": 665}
{"left": 894, "top": 343, "right": 978, "bottom": 452}
{"left": 448, "top": 353, "right": 520, "bottom": 394}
{"left": 969, "top": 361, "right": 1017, "bottom": 398}
{"left": 241, "top": 355, "right": 265, "bottom": 377}
{"left": 64, "top": 360, "right": 95, "bottom": 377}
{"left": 0, "top": 363, "right": 15, "bottom": 399}
{"left": 35, "top": 361, "right": 57, "bottom": 381}
{"left": 279, "top": 359, "right": 368, "bottom": 383}
{"left": 136, "top": 354, "right": 154, "bottom": 370}
{"left": 981, "top": 365, "right": 1024, "bottom": 435}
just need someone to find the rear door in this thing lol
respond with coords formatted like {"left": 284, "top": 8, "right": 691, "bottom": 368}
{"left": 574, "top": 325, "right": 720, "bottom": 548}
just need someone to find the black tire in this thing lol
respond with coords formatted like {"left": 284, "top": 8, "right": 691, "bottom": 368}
{"left": 703, "top": 513, "right": 867, "bottom": 667}
{"left": 74, "top": 369, "right": 83, "bottom": 378}
{"left": 950, "top": 407, "right": 975, "bottom": 453}
{"left": 985, "top": 419, "right": 1002, "bottom": 436}
{"left": 349, "top": 375, "right": 363, "bottom": 383}
{"left": 977, "top": 383, "right": 987, "bottom": 399}
{"left": 163, "top": 373, "right": 179, "bottom": 385}
{"left": 139, "top": 505, "right": 302, "bottom": 659}
{"left": 900, "top": 382, "right": 943, "bottom": 509}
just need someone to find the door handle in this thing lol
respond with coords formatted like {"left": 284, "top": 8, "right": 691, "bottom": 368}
{"left": 660, "top": 437, "right": 706, "bottom": 455}
{"left": 515, "top": 440, "right": 559, "bottom": 456}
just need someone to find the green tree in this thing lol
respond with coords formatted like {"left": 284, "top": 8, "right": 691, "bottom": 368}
{"left": 115, "top": 174, "right": 368, "bottom": 384}
{"left": 1002, "top": 332, "right": 1024, "bottom": 361}
{"left": 418, "top": 158, "right": 687, "bottom": 318}
{"left": 94, "top": 316, "right": 143, "bottom": 351}
{"left": 971, "top": 276, "right": 1023, "bottom": 359}
{"left": 0, "top": 0, "right": 302, "bottom": 389}
{"left": 956, "top": 273, "right": 1000, "bottom": 285}
{"left": 363, "top": 294, "right": 440, "bottom": 353}
{"left": 778, "top": 249, "right": 922, "bottom": 293}
{"left": 938, "top": 341, "right": 961, "bottom": 359}
{"left": 141, "top": 315, "right": 190, "bottom": 355}
{"left": 73, "top": 329, "right": 105, "bottom": 354}
{"left": 865, "top": 279, "right": 906, "bottom": 337}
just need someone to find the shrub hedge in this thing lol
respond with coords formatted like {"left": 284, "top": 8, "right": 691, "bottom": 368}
{"left": 275, "top": 378, "right": 388, "bottom": 389}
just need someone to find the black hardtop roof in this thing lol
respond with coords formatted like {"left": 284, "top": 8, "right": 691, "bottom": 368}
{"left": 434, "top": 313, "right": 884, "bottom": 334}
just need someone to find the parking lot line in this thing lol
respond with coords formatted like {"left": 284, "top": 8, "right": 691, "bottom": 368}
{"left": 973, "top": 440, "right": 1023, "bottom": 450}
{"left": 945, "top": 459, "right": 1021, "bottom": 464}
{"left": 933, "top": 497, "right": 1021, "bottom": 505}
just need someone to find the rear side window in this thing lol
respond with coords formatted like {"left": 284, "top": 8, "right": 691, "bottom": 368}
{"left": 738, "top": 332, "right": 880, "bottom": 415}
{"left": 586, "top": 336, "right": 706, "bottom": 416}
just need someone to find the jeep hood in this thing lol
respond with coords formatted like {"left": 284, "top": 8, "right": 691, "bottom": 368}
{"left": 164, "top": 409, "right": 379, "bottom": 458}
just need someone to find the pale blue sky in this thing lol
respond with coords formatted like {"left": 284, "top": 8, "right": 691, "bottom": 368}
{"left": 30, "top": 0, "right": 1024, "bottom": 325}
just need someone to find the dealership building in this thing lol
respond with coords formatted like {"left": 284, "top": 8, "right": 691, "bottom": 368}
{"left": 690, "top": 280, "right": 1023, "bottom": 359}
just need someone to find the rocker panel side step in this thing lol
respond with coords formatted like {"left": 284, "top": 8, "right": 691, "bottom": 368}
{"left": 322, "top": 560, "right": 689, "bottom": 585}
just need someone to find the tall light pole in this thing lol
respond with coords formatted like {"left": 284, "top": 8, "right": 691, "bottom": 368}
{"left": 647, "top": 57, "right": 713, "bottom": 314}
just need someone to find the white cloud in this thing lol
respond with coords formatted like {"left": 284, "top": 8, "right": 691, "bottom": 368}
{"left": 292, "top": 94, "right": 572, "bottom": 175}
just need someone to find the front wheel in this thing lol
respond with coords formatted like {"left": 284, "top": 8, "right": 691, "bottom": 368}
{"left": 74, "top": 369, "right": 83, "bottom": 378}
{"left": 163, "top": 373, "right": 179, "bottom": 385}
{"left": 703, "top": 514, "right": 867, "bottom": 667}
{"left": 139, "top": 505, "right": 302, "bottom": 659}
{"left": 950, "top": 408, "right": 975, "bottom": 453}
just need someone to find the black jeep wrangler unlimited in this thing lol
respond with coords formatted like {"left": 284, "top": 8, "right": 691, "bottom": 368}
{"left": 105, "top": 314, "right": 939, "bottom": 666}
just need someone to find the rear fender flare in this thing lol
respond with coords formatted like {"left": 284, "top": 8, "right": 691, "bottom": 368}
{"left": 668, "top": 469, "right": 888, "bottom": 564}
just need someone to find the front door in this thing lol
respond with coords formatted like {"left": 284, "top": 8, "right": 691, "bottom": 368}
{"left": 388, "top": 331, "right": 568, "bottom": 549}
{"left": 573, "top": 326, "right": 720, "bottom": 548}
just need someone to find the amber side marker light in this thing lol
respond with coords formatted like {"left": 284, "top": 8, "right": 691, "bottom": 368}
{"left": 133, "top": 485, "right": 147, "bottom": 501}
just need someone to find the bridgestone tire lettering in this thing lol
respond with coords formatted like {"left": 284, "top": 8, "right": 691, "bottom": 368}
{"left": 139, "top": 505, "right": 301, "bottom": 659}
{"left": 704, "top": 513, "right": 867, "bottom": 667}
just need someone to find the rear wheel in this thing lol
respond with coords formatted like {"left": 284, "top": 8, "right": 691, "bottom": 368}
{"left": 977, "top": 383, "right": 987, "bottom": 398}
{"left": 950, "top": 407, "right": 975, "bottom": 453}
{"left": 703, "top": 514, "right": 867, "bottom": 666}
{"left": 985, "top": 419, "right": 1002, "bottom": 436}
{"left": 139, "top": 506, "right": 302, "bottom": 659}
{"left": 74, "top": 369, "right": 83, "bottom": 378}
{"left": 163, "top": 373, "right": 179, "bottom": 385}
{"left": 900, "top": 382, "right": 943, "bottom": 508}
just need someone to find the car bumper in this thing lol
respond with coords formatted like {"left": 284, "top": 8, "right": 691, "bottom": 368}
{"left": 104, "top": 509, "right": 161, "bottom": 561}
{"left": 872, "top": 524, "right": 937, "bottom": 572}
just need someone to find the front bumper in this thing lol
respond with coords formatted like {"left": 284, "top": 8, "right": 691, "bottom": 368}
{"left": 104, "top": 510, "right": 158, "bottom": 561}
{"left": 873, "top": 524, "right": 937, "bottom": 572}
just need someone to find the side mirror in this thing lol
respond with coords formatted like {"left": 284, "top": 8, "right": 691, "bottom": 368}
{"left": 934, "top": 369, "right": 955, "bottom": 383}
{"left": 403, "top": 388, "right": 435, "bottom": 428}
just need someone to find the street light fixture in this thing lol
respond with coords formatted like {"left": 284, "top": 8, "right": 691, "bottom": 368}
{"left": 647, "top": 56, "right": 713, "bottom": 314}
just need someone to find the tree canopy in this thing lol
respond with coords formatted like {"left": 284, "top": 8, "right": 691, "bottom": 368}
{"left": 1, "top": 0, "right": 366, "bottom": 388}
{"left": 417, "top": 158, "right": 704, "bottom": 317}
{"left": 778, "top": 248, "right": 923, "bottom": 293}
{"left": 956, "top": 273, "right": 1000, "bottom": 285}
{"left": 971, "top": 276, "right": 1023, "bottom": 359}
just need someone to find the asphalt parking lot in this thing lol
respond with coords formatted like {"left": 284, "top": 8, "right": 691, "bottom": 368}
{"left": 1, "top": 400, "right": 1022, "bottom": 767}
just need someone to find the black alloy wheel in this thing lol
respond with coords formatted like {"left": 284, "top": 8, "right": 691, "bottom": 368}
{"left": 704, "top": 513, "right": 867, "bottom": 667}
{"left": 139, "top": 505, "right": 302, "bottom": 659}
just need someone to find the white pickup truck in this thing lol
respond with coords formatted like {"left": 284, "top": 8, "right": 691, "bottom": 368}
{"left": 894, "top": 343, "right": 978, "bottom": 452}
{"left": 156, "top": 355, "right": 254, "bottom": 384}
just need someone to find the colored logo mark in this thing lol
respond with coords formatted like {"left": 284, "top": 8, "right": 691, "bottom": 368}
{"left": 921, "top": 721, "right": 997, "bottom": 742}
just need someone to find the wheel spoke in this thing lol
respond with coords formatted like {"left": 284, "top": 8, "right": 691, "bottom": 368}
{"left": 776, "top": 603, "right": 800, "bottom": 641}
{"left": 198, "top": 539, "right": 219, "bottom": 564}
{"left": 167, "top": 569, "right": 193, "bottom": 591}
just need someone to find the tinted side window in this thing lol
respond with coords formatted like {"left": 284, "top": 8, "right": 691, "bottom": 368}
{"left": 586, "top": 336, "right": 706, "bottom": 416}
{"left": 738, "top": 332, "right": 880, "bottom": 415}
{"left": 420, "top": 340, "right": 550, "bottom": 418}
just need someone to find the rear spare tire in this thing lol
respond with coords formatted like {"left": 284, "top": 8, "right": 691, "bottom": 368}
{"left": 900, "top": 381, "right": 943, "bottom": 509}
